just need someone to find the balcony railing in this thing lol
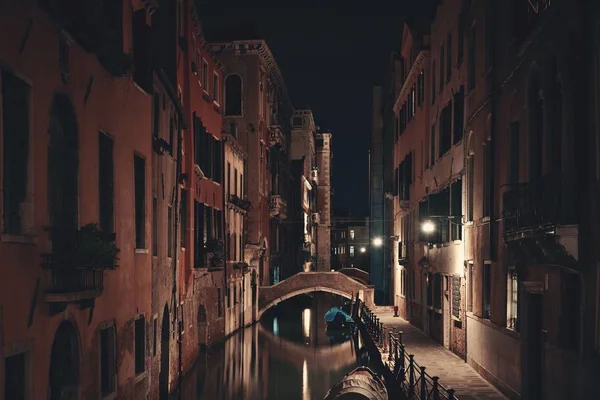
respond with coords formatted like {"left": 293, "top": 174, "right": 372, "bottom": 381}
{"left": 269, "top": 125, "right": 286, "bottom": 149}
{"left": 45, "top": 267, "right": 104, "bottom": 302}
{"left": 269, "top": 195, "right": 288, "bottom": 219}
{"left": 228, "top": 194, "right": 252, "bottom": 211}
{"left": 503, "top": 172, "right": 576, "bottom": 235}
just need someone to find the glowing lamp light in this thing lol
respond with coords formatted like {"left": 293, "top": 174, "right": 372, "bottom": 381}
{"left": 372, "top": 237, "right": 383, "bottom": 247}
{"left": 360, "top": 247, "right": 367, "bottom": 253}
{"left": 421, "top": 220, "right": 436, "bottom": 234}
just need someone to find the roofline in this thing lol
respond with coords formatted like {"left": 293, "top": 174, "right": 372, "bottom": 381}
{"left": 209, "top": 40, "right": 293, "bottom": 113}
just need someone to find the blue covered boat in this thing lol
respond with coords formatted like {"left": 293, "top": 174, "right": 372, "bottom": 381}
{"left": 324, "top": 307, "right": 354, "bottom": 329}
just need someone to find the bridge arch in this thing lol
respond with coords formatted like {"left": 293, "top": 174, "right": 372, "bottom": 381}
{"left": 338, "top": 268, "right": 370, "bottom": 285}
{"left": 258, "top": 272, "right": 374, "bottom": 319}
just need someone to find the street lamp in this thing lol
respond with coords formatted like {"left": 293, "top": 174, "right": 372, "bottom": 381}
{"left": 421, "top": 220, "right": 436, "bottom": 234}
{"left": 372, "top": 237, "right": 383, "bottom": 247}
{"left": 360, "top": 247, "right": 367, "bottom": 253}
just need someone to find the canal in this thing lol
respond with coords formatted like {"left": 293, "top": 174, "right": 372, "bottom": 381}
{"left": 177, "top": 292, "right": 371, "bottom": 400}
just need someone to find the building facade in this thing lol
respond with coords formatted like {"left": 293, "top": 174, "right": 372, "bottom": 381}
{"left": 384, "top": 0, "right": 600, "bottom": 399}
{"left": 315, "top": 132, "right": 333, "bottom": 271}
{"left": 332, "top": 219, "right": 370, "bottom": 271}
{"left": 0, "top": 1, "right": 154, "bottom": 398}
{"left": 209, "top": 40, "right": 294, "bottom": 286}
{"left": 290, "top": 109, "right": 319, "bottom": 274}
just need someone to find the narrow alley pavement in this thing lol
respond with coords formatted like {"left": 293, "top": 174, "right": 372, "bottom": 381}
{"left": 374, "top": 310, "right": 508, "bottom": 400}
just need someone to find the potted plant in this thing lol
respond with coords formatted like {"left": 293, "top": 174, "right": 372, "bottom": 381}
{"left": 77, "top": 223, "right": 120, "bottom": 269}
{"left": 206, "top": 238, "right": 224, "bottom": 270}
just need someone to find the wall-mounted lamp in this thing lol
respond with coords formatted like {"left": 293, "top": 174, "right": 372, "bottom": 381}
{"left": 372, "top": 237, "right": 383, "bottom": 247}
{"left": 421, "top": 220, "right": 436, "bottom": 234}
{"left": 360, "top": 247, "right": 367, "bottom": 253}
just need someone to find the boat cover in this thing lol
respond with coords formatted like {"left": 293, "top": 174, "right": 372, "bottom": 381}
{"left": 324, "top": 307, "right": 354, "bottom": 323}
{"left": 322, "top": 367, "right": 388, "bottom": 400}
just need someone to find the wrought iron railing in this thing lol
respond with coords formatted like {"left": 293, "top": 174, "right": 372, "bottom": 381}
{"left": 502, "top": 172, "right": 576, "bottom": 234}
{"left": 356, "top": 300, "right": 457, "bottom": 400}
{"left": 46, "top": 267, "right": 104, "bottom": 294}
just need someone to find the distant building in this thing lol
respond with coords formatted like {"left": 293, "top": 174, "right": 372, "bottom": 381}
{"left": 332, "top": 217, "right": 370, "bottom": 271}
{"left": 315, "top": 132, "right": 333, "bottom": 271}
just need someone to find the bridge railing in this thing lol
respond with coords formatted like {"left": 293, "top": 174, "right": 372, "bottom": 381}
{"left": 354, "top": 298, "right": 457, "bottom": 400}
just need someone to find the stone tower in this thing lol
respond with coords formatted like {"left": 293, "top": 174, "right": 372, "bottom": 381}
{"left": 315, "top": 132, "right": 332, "bottom": 271}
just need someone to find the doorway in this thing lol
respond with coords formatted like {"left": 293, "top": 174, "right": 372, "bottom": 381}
{"left": 521, "top": 282, "right": 544, "bottom": 400}
{"left": 48, "top": 321, "right": 80, "bottom": 400}
{"left": 159, "top": 305, "right": 170, "bottom": 400}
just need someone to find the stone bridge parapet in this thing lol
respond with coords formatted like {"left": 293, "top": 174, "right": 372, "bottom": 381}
{"left": 258, "top": 271, "right": 375, "bottom": 318}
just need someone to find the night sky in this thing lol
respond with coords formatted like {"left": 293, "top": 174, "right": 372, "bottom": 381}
{"left": 199, "top": 1, "right": 432, "bottom": 216}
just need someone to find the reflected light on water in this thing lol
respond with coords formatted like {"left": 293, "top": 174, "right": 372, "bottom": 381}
{"left": 302, "top": 359, "right": 310, "bottom": 400}
{"left": 302, "top": 308, "right": 311, "bottom": 342}
{"left": 273, "top": 317, "right": 279, "bottom": 336}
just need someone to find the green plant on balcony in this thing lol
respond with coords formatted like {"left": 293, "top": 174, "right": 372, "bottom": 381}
{"left": 76, "top": 223, "right": 119, "bottom": 269}
{"left": 206, "top": 238, "right": 224, "bottom": 270}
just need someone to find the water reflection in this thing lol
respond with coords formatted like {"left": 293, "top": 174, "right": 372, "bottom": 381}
{"left": 178, "top": 292, "right": 370, "bottom": 400}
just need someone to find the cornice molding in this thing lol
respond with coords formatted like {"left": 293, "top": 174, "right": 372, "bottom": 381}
{"left": 223, "top": 133, "right": 247, "bottom": 160}
{"left": 393, "top": 49, "right": 430, "bottom": 114}
{"left": 190, "top": 3, "right": 224, "bottom": 71}
{"left": 208, "top": 40, "right": 293, "bottom": 112}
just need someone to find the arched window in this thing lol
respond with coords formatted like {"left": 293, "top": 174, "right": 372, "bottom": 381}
{"left": 225, "top": 75, "right": 242, "bottom": 116}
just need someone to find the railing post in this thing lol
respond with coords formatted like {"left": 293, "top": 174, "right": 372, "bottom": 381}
{"left": 432, "top": 376, "right": 439, "bottom": 397}
{"left": 420, "top": 366, "right": 427, "bottom": 400}
{"left": 398, "top": 330, "right": 403, "bottom": 345}
{"left": 408, "top": 355, "right": 415, "bottom": 396}
{"left": 447, "top": 388, "right": 455, "bottom": 399}
{"left": 399, "top": 344, "right": 405, "bottom": 375}
{"left": 388, "top": 330, "right": 394, "bottom": 361}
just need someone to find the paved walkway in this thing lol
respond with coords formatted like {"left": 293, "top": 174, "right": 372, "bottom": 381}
{"left": 374, "top": 310, "right": 507, "bottom": 400}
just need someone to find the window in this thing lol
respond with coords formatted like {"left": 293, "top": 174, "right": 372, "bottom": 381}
{"left": 450, "top": 179, "right": 462, "bottom": 241}
{"left": 417, "top": 70, "right": 425, "bottom": 107}
{"left": 467, "top": 261, "right": 474, "bottom": 312}
{"left": 225, "top": 75, "right": 242, "bottom": 116}
{"left": 134, "top": 316, "right": 146, "bottom": 374}
{"left": 168, "top": 114, "right": 175, "bottom": 153}
{"left": 152, "top": 196, "right": 158, "bottom": 256}
{"left": 438, "top": 102, "right": 452, "bottom": 156}
{"left": 350, "top": 230, "right": 355, "bottom": 240}
{"left": 468, "top": 25, "right": 476, "bottom": 91}
{"left": 1, "top": 69, "right": 31, "bottom": 235}
{"left": 134, "top": 154, "right": 146, "bottom": 248}
{"left": 152, "top": 93, "right": 160, "bottom": 139}
{"left": 439, "top": 44, "right": 445, "bottom": 92}
{"left": 167, "top": 204, "right": 173, "bottom": 258}
{"left": 446, "top": 32, "right": 452, "bottom": 81}
{"left": 234, "top": 168, "right": 238, "bottom": 196}
{"left": 180, "top": 192, "right": 187, "bottom": 248}
{"left": 506, "top": 268, "right": 520, "bottom": 331}
{"left": 350, "top": 245, "right": 355, "bottom": 257}
{"left": 213, "top": 72, "right": 219, "bottom": 104}
{"left": 467, "top": 156, "right": 474, "bottom": 221}
{"left": 227, "top": 162, "right": 231, "bottom": 197}
{"left": 217, "top": 288, "right": 223, "bottom": 317}
{"left": 193, "top": 113, "right": 202, "bottom": 166}
{"left": 430, "top": 124, "right": 436, "bottom": 166}
{"left": 453, "top": 86, "right": 465, "bottom": 144}
{"left": 508, "top": 122, "right": 520, "bottom": 184}
{"left": 452, "top": 276, "right": 461, "bottom": 318}
{"left": 483, "top": 140, "right": 492, "bottom": 217}
{"left": 458, "top": 9, "right": 465, "bottom": 64}
{"left": 100, "top": 325, "right": 117, "bottom": 396}
{"left": 99, "top": 132, "right": 114, "bottom": 234}
{"left": 194, "top": 201, "right": 205, "bottom": 267}
{"left": 482, "top": 262, "right": 492, "bottom": 319}
{"left": 400, "top": 267, "right": 406, "bottom": 296}
{"left": 201, "top": 59, "right": 209, "bottom": 89}
{"left": 4, "top": 351, "right": 28, "bottom": 399}
{"left": 410, "top": 86, "right": 416, "bottom": 117}
{"left": 431, "top": 60, "right": 436, "bottom": 104}
{"left": 213, "top": 139, "right": 222, "bottom": 184}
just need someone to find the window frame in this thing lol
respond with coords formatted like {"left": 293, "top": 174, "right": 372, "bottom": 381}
{"left": 212, "top": 71, "right": 220, "bottom": 106}
{"left": 98, "top": 321, "right": 117, "bottom": 397}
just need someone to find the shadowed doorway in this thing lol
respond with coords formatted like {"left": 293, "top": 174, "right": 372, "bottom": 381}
{"left": 159, "top": 305, "right": 170, "bottom": 399}
{"left": 48, "top": 321, "right": 80, "bottom": 400}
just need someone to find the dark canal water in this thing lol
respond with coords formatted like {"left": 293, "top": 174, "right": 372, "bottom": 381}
{"left": 178, "top": 292, "right": 370, "bottom": 400}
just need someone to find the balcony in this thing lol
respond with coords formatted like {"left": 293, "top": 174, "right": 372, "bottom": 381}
{"left": 502, "top": 172, "right": 577, "bottom": 237}
{"left": 228, "top": 194, "right": 252, "bottom": 212}
{"left": 503, "top": 172, "right": 579, "bottom": 269}
{"left": 269, "top": 195, "right": 288, "bottom": 219}
{"left": 41, "top": 224, "right": 119, "bottom": 303}
{"left": 269, "top": 125, "right": 286, "bottom": 149}
{"left": 44, "top": 267, "right": 104, "bottom": 303}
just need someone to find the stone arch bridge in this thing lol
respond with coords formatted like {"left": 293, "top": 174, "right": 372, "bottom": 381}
{"left": 258, "top": 271, "right": 375, "bottom": 319}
